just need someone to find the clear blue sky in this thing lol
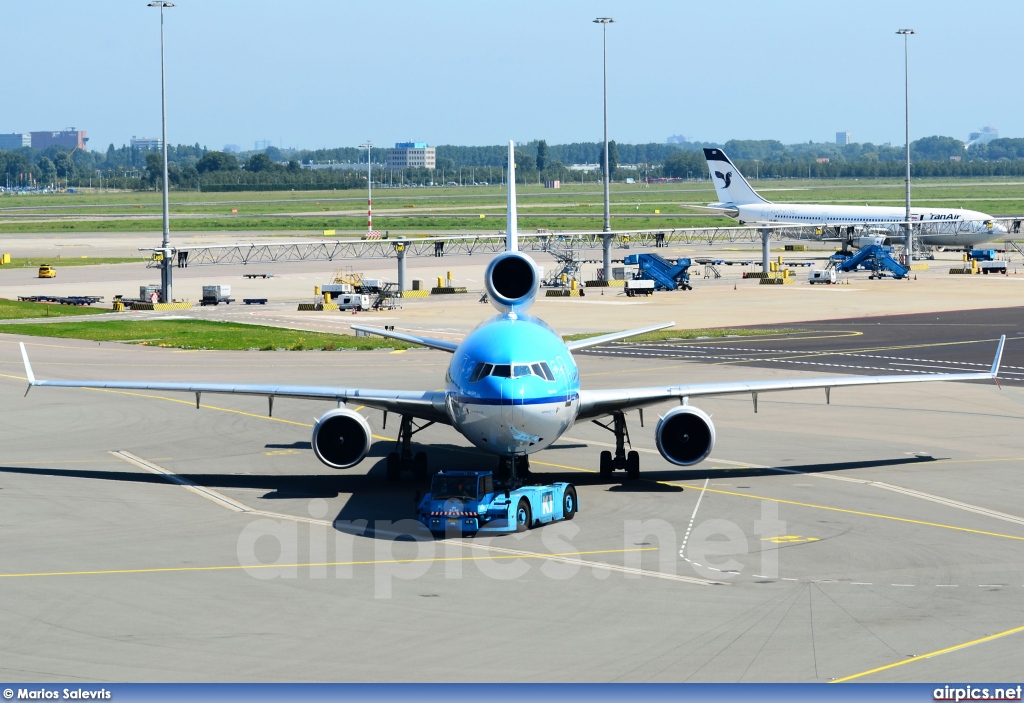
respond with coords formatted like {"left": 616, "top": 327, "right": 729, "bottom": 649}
{"left": 2, "top": 0, "right": 1019, "bottom": 152}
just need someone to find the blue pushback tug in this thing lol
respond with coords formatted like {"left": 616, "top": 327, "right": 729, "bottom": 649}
{"left": 417, "top": 471, "right": 577, "bottom": 535}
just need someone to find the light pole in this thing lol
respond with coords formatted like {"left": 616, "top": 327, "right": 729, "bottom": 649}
{"left": 148, "top": 1, "right": 174, "bottom": 303}
{"left": 594, "top": 17, "right": 614, "bottom": 280}
{"left": 359, "top": 140, "right": 373, "bottom": 236}
{"left": 897, "top": 28, "right": 915, "bottom": 270}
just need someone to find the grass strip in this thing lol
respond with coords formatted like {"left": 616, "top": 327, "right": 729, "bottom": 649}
{"left": 0, "top": 298, "right": 110, "bottom": 320}
{"left": 0, "top": 257, "right": 147, "bottom": 268}
{"left": 0, "top": 318, "right": 413, "bottom": 351}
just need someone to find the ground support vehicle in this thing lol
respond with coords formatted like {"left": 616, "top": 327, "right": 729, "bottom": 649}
{"left": 623, "top": 253, "right": 692, "bottom": 291}
{"left": 243, "top": 273, "right": 274, "bottom": 279}
{"left": 981, "top": 261, "right": 1008, "bottom": 274}
{"left": 624, "top": 279, "right": 655, "bottom": 297}
{"left": 808, "top": 269, "right": 837, "bottom": 284}
{"left": 17, "top": 295, "right": 102, "bottom": 305}
{"left": 38, "top": 264, "right": 55, "bottom": 278}
{"left": 243, "top": 298, "right": 268, "bottom": 305}
{"left": 417, "top": 470, "right": 577, "bottom": 536}
{"left": 201, "top": 285, "right": 235, "bottom": 306}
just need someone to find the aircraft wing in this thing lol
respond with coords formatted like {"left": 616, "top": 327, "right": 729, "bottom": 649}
{"left": 19, "top": 343, "right": 450, "bottom": 424}
{"left": 565, "top": 323, "right": 675, "bottom": 352}
{"left": 349, "top": 324, "right": 459, "bottom": 353}
{"left": 576, "top": 336, "right": 1004, "bottom": 420}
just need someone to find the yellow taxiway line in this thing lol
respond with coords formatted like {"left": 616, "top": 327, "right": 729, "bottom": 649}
{"left": 0, "top": 546, "right": 658, "bottom": 580}
{"left": 831, "top": 623, "right": 1024, "bottom": 682}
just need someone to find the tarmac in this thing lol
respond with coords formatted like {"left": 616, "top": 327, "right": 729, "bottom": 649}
{"left": 1, "top": 329, "right": 1024, "bottom": 682}
{"left": 2, "top": 236, "right": 1024, "bottom": 682}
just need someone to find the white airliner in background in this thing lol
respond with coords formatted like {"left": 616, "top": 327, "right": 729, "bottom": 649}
{"left": 701, "top": 148, "right": 1006, "bottom": 248}
{"left": 16, "top": 143, "right": 1007, "bottom": 486}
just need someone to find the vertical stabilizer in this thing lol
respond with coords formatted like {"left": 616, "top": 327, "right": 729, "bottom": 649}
{"left": 506, "top": 140, "right": 518, "bottom": 252}
{"left": 703, "top": 148, "right": 769, "bottom": 205}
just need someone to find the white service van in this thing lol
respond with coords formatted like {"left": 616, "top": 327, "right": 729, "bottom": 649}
{"left": 808, "top": 269, "right": 837, "bottom": 284}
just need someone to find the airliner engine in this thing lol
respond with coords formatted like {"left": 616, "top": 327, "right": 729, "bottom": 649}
{"left": 311, "top": 408, "right": 372, "bottom": 469}
{"left": 655, "top": 406, "right": 716, "bottom": 466}
{"left": 485, "top": 251, "right": 540, "bottom": 313}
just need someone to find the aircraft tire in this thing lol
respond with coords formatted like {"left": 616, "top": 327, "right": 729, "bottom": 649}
{"left": 386, "top": 452, "right": 401, "bottom": 481}
{"left": 626, "top": 451, "right": 640, "bottom": 480}
{"left": 413, "top": 452, "right": 429, "bottom": 480}
{"left": 599, "top": 451, "right": 613, "bottom": 478}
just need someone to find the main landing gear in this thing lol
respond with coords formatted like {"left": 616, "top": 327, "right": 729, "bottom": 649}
{"left": 385, "top": 414, "right": 434, "bottom": 481}
{"left": 593, "top": 411, "right": 640, "bottom": 480}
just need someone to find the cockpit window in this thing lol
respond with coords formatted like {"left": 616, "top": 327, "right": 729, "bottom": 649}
{"left": 469, "top": 363, "right": 492, "bottom": 383}
{"left": 471, "top": 361, "right": 556, "bottom": 381}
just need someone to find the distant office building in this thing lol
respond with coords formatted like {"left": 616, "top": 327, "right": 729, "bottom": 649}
{"left": 836, "top": 131, "right": 851, "bottom": 145}
{"left": 0, "top": 133, "right": 31, "bottom": 150}
{"left": 386, "top": 142, "right": 435, "bottom": 169}
{"left": 666, "top": 134, "right": 689, "bottom": 144}
{"left": 223, "top": 144, "right": 242, "bottom": 153}
{"left": 130, "top": 136, "right": 163, "bottom": 151}
{"left": 966, "top": 126, "right": 998, "bottom": 148}
{"left": 31, "top": 129, "right": 88, "bottom": 151}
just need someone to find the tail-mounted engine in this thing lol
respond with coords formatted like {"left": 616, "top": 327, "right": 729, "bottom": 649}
{"left": 655, "top": 406, "right": 716, "bottom": 466}
{"left": 485, "top": 251, "right": 539, "bottom": 314}
{"left": 312, "top": 408, "right": 372, "bottom": 469}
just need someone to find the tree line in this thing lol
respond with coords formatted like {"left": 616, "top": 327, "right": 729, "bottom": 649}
{"left": 5, "top": 135, "right": 1024, "bottom": 192}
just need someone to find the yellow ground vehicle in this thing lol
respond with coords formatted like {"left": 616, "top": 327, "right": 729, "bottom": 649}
{"left": 38, "top": 264, "right": 56, "bottom": 278}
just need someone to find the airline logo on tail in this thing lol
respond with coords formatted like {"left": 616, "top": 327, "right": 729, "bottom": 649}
{"left": 703, "top": 148, "right": 769, "bottom": 206}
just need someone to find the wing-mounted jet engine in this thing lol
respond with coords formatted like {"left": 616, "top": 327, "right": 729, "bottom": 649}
{"left": 655, "top": 406, "right": 716, "bottom": 466}
{"left": 312, "top": 408, "right": 372, "bottom": 468}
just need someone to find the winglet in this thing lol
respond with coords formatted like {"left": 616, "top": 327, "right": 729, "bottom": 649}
{"left": 506, "top": 140, "right": 518, "bottom": 253}
{"left": 991, "top": 334, "right": 1006, "bottom": 378}
{"left": 20, "top": 342, "right": 36, "bottom": 395}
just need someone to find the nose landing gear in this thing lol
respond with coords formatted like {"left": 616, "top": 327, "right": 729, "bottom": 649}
{"left": 594, "top": 411, "right": 640, "bottom": 480}
{"left": 496, "top": 455, "right": 531, "bottom": 487}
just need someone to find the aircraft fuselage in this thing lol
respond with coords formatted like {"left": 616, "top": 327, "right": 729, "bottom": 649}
{"left": 445, "top": 313, "right": 580, "bottom": 457}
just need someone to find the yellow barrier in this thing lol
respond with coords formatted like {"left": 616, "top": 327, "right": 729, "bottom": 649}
{"left": 400, "top": 290, "right": 431, "bottom": 298}
{"left": 584, "top": 279, "right": 626, "bottom": 287}
{"left": 129, "top": 301, "right": 194, "bottom": 311}
{"left": 546, "top": 289, "right": 585, "bottom": 297}
{"left": 430, "top": 287, "right": 468, "bottom": 294}
{"left": 297, "top": 303, "right": 340, "bottom": 311}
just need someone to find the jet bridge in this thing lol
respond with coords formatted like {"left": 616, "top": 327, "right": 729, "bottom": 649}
{"left": 141, "top": 217, "right": 1021, "bottom": 292}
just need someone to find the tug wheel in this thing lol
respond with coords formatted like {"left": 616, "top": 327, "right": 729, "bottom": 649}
{"left": 515, "top": 499, "right": 532, "bottom": 532}
{"left": 563, "top": 486, "right": 577, "bottom": 520}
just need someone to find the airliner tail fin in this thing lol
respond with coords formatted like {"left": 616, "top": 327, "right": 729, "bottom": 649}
{"left": 506, "top": 140, "right": 518, "bottom": 252}
{"left": 703, "top": 148, "right": 769, "bottom": 205}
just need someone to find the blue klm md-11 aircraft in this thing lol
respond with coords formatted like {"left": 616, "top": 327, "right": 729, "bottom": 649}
{"left": 19, "top": 143, "right": 1004, "bottom": 499}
